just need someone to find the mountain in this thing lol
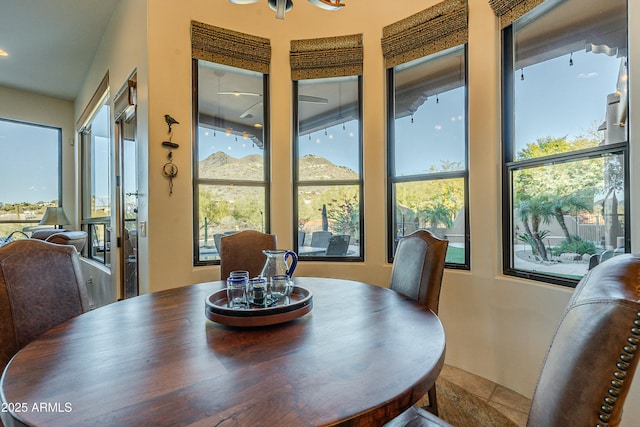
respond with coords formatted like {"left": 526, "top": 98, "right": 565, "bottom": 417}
{"left": 199, "top": 151, "right": 264, "bottom": 180}
{"left": 198, "top": 152, "right": 358, "bottom": 181}
{"left": 298, "top": 154, "right": 359, "bottom": 181}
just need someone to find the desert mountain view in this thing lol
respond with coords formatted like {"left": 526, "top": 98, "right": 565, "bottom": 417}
{"left": 199, "top": 151, "right": 359, "bottom": 181}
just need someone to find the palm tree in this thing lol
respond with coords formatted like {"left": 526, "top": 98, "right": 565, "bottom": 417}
{"left": 516, "top": 195, "right": 553, "bottom": 261}
{"left": 549, "top": 193, "right": 592, "bottom": 244}
{"left": 418, "top": 203, "right": 455, "bottom": 234}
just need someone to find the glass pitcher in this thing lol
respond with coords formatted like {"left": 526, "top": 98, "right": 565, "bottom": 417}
{"left": 260, "top": 249, "right": 298, "bottom": 282}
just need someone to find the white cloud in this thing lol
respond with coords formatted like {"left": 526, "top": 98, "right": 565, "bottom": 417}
{"left": 577, "top": 72, "right": 599, "bottom": 79}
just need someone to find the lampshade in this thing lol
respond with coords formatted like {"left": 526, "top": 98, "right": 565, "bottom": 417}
{"left": 39, "top": 207, "right": 70, "bottom": 227}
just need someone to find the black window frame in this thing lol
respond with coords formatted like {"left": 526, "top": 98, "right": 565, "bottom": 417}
{"left": 192, "top": 58, "right": 272, "bottom": 266}
{"left": 386, "top": 45, "right": 471, "bottom": 269}
{"left": 292, "top": 75, "right": 365, "bottom": 262}
{"left": 500, "top": 7, "right": 631, "bottom": 287}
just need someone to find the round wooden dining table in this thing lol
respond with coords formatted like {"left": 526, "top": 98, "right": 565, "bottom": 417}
{"left": 0, "top": 277, "right": 446, "bottom": 427}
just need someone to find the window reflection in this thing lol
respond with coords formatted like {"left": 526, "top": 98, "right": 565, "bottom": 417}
{"left": 503, "top": 0, "right": 629, "bottom": 286}
{"left": 295, "top": 76, "right": 363, "bottom": 259}
{"left": 194, "top": 61, "right": 269, "bottom": 264}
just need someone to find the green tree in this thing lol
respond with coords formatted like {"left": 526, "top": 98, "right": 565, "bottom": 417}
{"left": 199, "top": 190, "right": 231, "bottom": 227}
{"left": 549, "top": 193, "right": 592, "bottom": 244}
{"left": 513, "top": 134, "right": 604, "bottom": 256}
{"left": 516, "top": 195, "right": 553, "bottom": 260}
{"left": 326, "top": 193, "right": 359, "bottom": 237}
{"left": 393, "top": 161, "right": 464, "bottom": 235}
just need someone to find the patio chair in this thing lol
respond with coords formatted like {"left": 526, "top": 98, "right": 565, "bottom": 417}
{"left": 0, "top": 230, "right": 29, "bottom": 247}
{"left": 325, "top": 234, "right": 350, "bottom": 255}
{"left": 310, "top": 231, "right": 331, "bottom": 249}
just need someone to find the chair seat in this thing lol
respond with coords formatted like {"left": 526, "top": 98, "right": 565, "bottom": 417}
{"left": 384, "top": 406, "right": 452, "bottom": 427}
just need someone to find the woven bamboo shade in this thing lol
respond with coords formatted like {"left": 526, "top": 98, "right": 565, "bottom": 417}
{"left": 382, "top": 0, "right": 468, "bottom": 69}
{"left": 191, "top": 21, "right": 271, "bottom": 74}
{"left": 290, "top": 34, "right": 363, "bottom": 80}
{"left": 488, "top": 0, "right": 544, "bottom": 29}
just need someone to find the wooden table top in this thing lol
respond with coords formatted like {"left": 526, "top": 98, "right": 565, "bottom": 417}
{"left": 1, "top": 277, "right": 446, "bottom": 427}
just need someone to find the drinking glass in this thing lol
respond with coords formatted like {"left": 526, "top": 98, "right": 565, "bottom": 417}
{"left": 248, "top": 277, "right": 267, "bottom": 307}
{"left": 269, "top": 275, "right": 293, "bottom": 305}
{"left": 226, "top": 276, "right": 248, "bottom": 309}
{"left": 229, "top": 270, "right": 249, "bottom": 280}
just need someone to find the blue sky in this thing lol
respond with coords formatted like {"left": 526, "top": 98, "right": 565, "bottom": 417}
{"left": 0, "top": 119, "right": 59, "bottom": 205}
{"left": 2, "top": 49, "right": 624, "bottom": 205}
{"left": 197, "top": 49, "right": 623, "bottom": 178}
{"left": 515, "top": 49, "right": 623, "bottom": 152}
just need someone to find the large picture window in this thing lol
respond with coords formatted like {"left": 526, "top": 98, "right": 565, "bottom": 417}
{"left": 193, "top": 60, "right": 270, "bottom": 264}
{"left": 501, "top": 0, "right": 629, "bottom": 286}
{"left": 0, "top": 118, "right": 61, "bottom": 238}
{"left": 294, "top": 76, "right": 363, "bottom": 260}
{"left": 387, "top": 45, "right": 469, "bottom": 267}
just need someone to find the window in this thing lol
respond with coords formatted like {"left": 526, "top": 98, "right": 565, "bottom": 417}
{"left": 387, "top": 46, "right": 469, "bottom": 267}
{"left": 293, "top": 76, "right": 363, "bottom": 260}
{"left": 80, "top": 90, "right": 112, "bottom": 265}
{"left": 502, "top": 0, "right": 629, "bottom": 286}
{"left": 0, "top": 118, "right": 61, "bottom": 237}
{"left": 193, "top": 60, "right": 270, "bottom": 264}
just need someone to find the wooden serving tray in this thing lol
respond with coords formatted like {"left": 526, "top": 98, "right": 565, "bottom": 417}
{"left": 205, "top": 286, "right": 313, "bottom": 327}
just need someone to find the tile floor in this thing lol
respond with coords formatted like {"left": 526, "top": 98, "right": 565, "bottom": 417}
{"left": 438, "top": 364, "right": 532, "bottom": 426}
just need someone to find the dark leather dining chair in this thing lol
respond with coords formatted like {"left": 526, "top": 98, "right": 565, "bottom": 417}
{"left": 219, "top": 230, "right": 277, "bottom": 279}
{"left": 386, "top": 253, "right": 640, "bottom": 427}
{"left": 0, "top": 239, "right": 92, "bottom": 373}
{"left": 389, "top": 229, "right": 448, "bottom": 416}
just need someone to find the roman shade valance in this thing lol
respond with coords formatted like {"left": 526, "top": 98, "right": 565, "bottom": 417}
{"left": 191, "top": 21, "right": 271, "bottom": 74}
{"left": 488, "top": 0, "right": 544, "bottom": 29}
{"left": 290, "top": 34, "right": 363, "bottom": 80}
{"left": 381, "top": 0, "right": 468, "bottom": 69}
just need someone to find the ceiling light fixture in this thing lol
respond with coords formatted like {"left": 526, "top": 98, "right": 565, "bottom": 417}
{"left": 307, "top": 0, "right": 345, "bottom": 11}
{"left": 0, "top": 49, "right": 8, "bottom": 57}
{"left": 229, "top": 0, "right": 344, "bottom": 20}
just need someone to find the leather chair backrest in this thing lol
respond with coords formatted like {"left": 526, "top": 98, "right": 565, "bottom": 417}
{"left": 0, "top": 239, "right": 91, "bottom": 373}
{"left": 527, "top": 254, "right": 640, "bottom": 427}
{"left": 219, "top": 230, "right": 277, "bottom": 279}
{"left": 390, "top": 230, "right": 448, "bottom": 314}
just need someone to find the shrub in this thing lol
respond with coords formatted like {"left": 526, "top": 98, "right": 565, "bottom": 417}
{"left": 551, "top": 236, "right": 596, "bottom": 256}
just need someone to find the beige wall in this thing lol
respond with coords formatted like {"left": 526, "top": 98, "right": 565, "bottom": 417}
{"left": 141, "top": 1, "right": 640, "bottom": 421}
{"left": 75, "top": 0, "right": 150, "bottom": 295}
{"left": 6, "top": 0, "right": 638, "bottom": 423}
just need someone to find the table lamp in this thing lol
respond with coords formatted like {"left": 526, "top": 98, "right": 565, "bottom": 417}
{"left": 39, "top": 207, "right": 70, "bottom": 229}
